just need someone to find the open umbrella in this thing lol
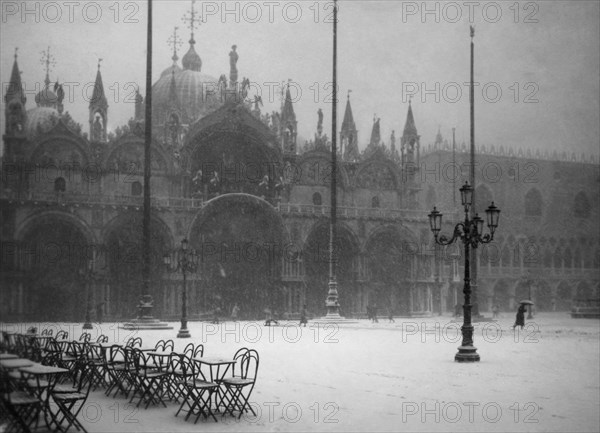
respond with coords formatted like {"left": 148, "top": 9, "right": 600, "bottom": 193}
{"left": 520, "top": 300, "right": 534, "bottom": 305}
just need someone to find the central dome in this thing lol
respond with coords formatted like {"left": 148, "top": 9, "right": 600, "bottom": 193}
{"left": 152, "top": 68, "right": 222, "bottom": 124}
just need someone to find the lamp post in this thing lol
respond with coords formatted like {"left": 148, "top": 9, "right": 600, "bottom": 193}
{"left": 428, "top": 182, "right": 500, "bottom": 362}
{"left": 82, "top": 257, "right": 95, "bottom": 330}
{"left": 163, "top": 239, "right": 198, "bottom": 338}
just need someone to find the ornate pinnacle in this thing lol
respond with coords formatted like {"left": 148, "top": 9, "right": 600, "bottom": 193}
{"left": 167, "top": 26, "right": 183, "bottom": 64}
{"left": 40, "top": 46, "right": 56, "bottom": 87}
{"left": 182, "top": 0, "right": 200, "bottom": 44}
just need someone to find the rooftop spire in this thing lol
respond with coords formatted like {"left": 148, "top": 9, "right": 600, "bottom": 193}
{"left": 341, "top": 90, "right": 356, "bottom": 132}
{"left": 370, "top": 115, "right": 381, "bottom": 146}
{"left": 5, "top": 47, "right": 26, "bottom": 105}
{"left": 90, "top": 59, "right": 108, "bottom": 109}
{"left": 282, "top": 80, "right": 295, "bottom": 120}
{"left": 403, "top": 98, "right": 417, "bottom": 137}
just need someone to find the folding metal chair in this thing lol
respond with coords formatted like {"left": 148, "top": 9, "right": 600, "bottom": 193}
{"left": 105, "top": 345, "right": 131, "bottom": 398}
{"left": 51, "top": 360, "right": 94, "bottom": 433}
{"left": 221, "top": 348, "right": 259, "bottom": 419}
{"left": 128, "top": 348, "right": 168, "bottom": 409}
{"left": 0, "top": 367, "right": 43, "bottom": 433}
{"left": 175, "top": 355, "right": 218, "bottom": 423}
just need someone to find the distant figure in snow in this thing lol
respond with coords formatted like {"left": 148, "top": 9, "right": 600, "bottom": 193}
{"left": 264, "top": 308, "right": 278, "bottom": 326}
{"left": 388, "top": 307, "right": 395, "bottom": 323}
{"left": 492, "top": 304, "right": 499, "bottom": 319}
{"left": 300, "top": 304, "right": 308, "bottom": 327}
{"left": 231, "top": 304, "right": 240, "bottom": 322}
{"left": 512, "top": 304, "right": 526, "bottom": 330}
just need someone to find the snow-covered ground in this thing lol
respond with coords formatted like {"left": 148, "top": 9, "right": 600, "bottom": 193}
{"left": 3, "top": 312, "right": 599, "bottom": 432}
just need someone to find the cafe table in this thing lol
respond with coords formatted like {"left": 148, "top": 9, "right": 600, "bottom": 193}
{"left": 193, "top": 356, "right": 236, "bottom": 412}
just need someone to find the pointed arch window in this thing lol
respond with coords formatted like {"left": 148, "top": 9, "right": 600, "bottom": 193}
{"left": 54, "top": 177, "right": 66, "bottom": 193}
{"left": 524, "top": 188, "right": 543, "bottom": 216}
{"left": 131, "top": 181, "right": 143, "bottom": 196}
{"left": 574, "top": 192, "right": 590, "bottom": 218}
{"left": 312, "top": 192, "right": 322, "bottom": 206}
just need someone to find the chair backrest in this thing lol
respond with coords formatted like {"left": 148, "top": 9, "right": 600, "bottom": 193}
{"left": 231, "top": 348, "right": 259, "bottom": 381}
{"left": 79, "top": 333, "right": 91, "bottom": 342}
{"left": 183, "top": 343, "right": 194, "bottom": 358}
{"left": 107, "top": 345, "right": 125, "bottom": 365}
{"left": 56, "top": 330, "right": 68, "bottom": 340}
{"left": 154, "top": 339, "right": 166, "bottom": 351}
{"left": 126, "top": 337, "right": 142, "bottom": 348}
{"left": 169, "top": 353, "right": 195, "bottom": 378}
{"left": 163, "top": 339, "right": 174, "bottom": 352}
{"left": 193, "top": 344, "right": 204, "bottom": 358}
{"left": 96, "top": 335, "right": 108, "bottom": 343}
{"left": 41, "top": 329, "right": 53, "bottom": 336}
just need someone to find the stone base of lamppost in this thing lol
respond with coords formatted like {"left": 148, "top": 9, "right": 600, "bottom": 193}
{"left": 455, "top": 345, "right": 480, "bottom": 362}
{"left": 177, "top": 320, "right": 191, "bottom": 338}
{"left": 315, "top": 281, "right": 360, "bottom": 324}
{"left": 82, "top": 322, "right": 93, "bottom": 330}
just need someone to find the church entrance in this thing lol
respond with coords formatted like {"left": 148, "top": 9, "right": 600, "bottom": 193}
{"left": 189, "top": 194, "right": 286, "bottom": 319}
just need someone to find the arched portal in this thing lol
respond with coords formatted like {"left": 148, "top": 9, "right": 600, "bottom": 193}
{"left": 303, "top": 222, "right": 359, "bottom": 316}
{"left": 103, "top": 212, "right": 173, "bottom": 318}
{"left": 364, "top": 226, "right": 416, "bottom": 316}
{"left": 188, "top": 194, "right": 286, "bottom": 318}
{"left": 19, "top": 215, "right": 92, "bottom": 321}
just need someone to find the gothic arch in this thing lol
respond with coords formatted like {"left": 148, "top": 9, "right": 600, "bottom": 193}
{"left": 574, "top": 191, "right": 591, "bottom": 218}
{"left": 15, "top": 210, "right": 95, "bottom": 244}
{"left": 524, "top": 188, "right": 543, "bottom": 216}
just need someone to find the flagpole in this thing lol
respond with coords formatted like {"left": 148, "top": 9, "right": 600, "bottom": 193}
{"left": 469, "top": 26, "right": 480, "bottom": 317}
{"left": 325, "top": 0, "right": 341, "bottom": 318}
{"left": 142, "top": 0, "right": 153, "bottom": 307}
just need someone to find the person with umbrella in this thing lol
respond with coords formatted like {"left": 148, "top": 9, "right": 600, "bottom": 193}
{"left": 513, "top": 300, "right": 533, "bottom": 329}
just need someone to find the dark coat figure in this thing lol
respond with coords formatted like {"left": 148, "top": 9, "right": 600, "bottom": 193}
{"left": 371, "top": 304, "right": 379, "bottom": 323}
{"left": 300, "top": 305, "right": 308, "bottom": 327}
{"left": 388, "top": 307, "right": 395, "bottom": 323}
{"left": 366, "top": 304, "right": 372, "bottom": 321}
{"left": 96, "top": 302, "right": 105, "bottom": 324}
{"left": 513, "top": 304, "right": 526, "bottom": 329}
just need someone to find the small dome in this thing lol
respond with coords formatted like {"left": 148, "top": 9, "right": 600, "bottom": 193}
{"left": 25, "top": 106, "right": 59, "bottom": 139}
{"left": 182, "top": 44, "right": 202, "bottom": 72}
{"left": 35, "top": 87, "right": 58, "bottom": 108}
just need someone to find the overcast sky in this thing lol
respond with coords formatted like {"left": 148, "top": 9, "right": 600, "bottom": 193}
{"left": 1, "top": 0, "right": 599, "bottom": 156}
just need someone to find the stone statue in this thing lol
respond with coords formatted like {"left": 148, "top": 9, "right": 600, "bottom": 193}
{"left": 229, "top": 45, "right": 239, "bottom": 84}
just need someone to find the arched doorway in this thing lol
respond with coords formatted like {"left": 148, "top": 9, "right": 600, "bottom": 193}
{"left": 189, "top": 194, "right": 286, "bottom": 318}
{"left": 19, "top": 215, "right": 92, "bottom": 321}
{"left": 365, "top": 227, "right": 415, "bottom": 316}
{"left": 304, "top": 222, "right": 359, "bottom": 317}
{"left": 104, "top": 212, "right": 173, "bottom": 318}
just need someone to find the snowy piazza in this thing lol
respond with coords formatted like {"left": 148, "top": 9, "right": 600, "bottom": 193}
{"left": 1, "top": 1, "right": 599, "bottom": 432}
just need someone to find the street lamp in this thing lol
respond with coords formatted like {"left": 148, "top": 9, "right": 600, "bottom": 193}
{"left": 163, "top": 238, "right": 199, "bottom": 338}
{"left": 428, "top": 182, "right": 500, "bottom": 362}
{"left": 82, "top": 257, "right": 95, "bottom": 330}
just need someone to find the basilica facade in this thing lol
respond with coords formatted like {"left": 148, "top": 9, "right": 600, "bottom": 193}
{"left": 2, "top": 35, "right": 598, "bottom": 322}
